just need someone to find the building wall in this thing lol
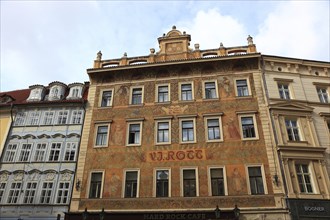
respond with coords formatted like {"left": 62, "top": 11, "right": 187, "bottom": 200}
{"left": 0, "top": 111, "right": 11, "bottom": 157}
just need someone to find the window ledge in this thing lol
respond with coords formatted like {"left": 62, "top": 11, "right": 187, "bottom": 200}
{"left": 129, "top": 103, "right": 144, "bottom": 107}
{"left": 155, "top": 101, "right": 171, "bottom": 105}
{"left": 93, "top": 146, "right": 108, "bottom": 148}
{"left": 235, "top": 95, "right": 253, "bottom": 99}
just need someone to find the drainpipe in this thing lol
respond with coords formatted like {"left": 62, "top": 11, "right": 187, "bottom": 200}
{"left": 260, "top": 56, "right": 291, "bottom": 218}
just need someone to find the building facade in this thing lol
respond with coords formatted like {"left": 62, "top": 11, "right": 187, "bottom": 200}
{"left": 67, "top": 27, "right": 289, "bottom": 220}
{"left": 0, "top": 82, "right": 89, "bottom": 220}
{"left": 262, "top": 56, "right": 330, "bottom": 219}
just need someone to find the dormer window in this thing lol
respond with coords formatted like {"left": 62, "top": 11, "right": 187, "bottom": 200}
{"left": 67, "top": 83, "right": 84, "bottom": 100}
{"left": 48, "top": 82, "right": 66, "bottom": 101}
{"left": 27, "top": 86, "right": 45, "bottom": 102}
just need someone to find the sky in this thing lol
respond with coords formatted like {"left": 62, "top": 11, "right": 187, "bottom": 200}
{"left": 1, "top": 0, "right": 329, "bottom": 92}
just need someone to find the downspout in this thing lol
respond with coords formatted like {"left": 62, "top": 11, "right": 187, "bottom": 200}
{"left": 260, "top": 56, "right": 291, "bottom": 217}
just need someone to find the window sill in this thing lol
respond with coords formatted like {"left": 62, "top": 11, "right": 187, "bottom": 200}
{"left": 129, "top": 103, "right": 144, "bottom": 107}
{"left": 206, "top": 139, "right": 223, "bottom": 143}
{"left": 155, "top": 142, "right": 171, "bottom": 146}
{"left": 242, "top": 137, "right": 259, "bottom": 141}
{"left": 178, "top": 100, "right": 195, "bottom": 103}
{"left": 126, "top": 144, "right": 141, "bottom": 147}
{"left": 235, "top": 95, "right": 253, "bottom": 99}
{"left": 93, "top": 145, "right": 108, "bottom": 148}
{"left": 202, "top": 98, "right": 219, "bottom": 101}
{"left": 98, "top": 106, "right": 113, "bottom": 109}
{"left": 155, "top": 101, "right": 171, "bottom": 105}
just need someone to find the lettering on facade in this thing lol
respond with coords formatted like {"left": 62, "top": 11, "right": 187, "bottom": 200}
{"left": 144, "top": 213, "right": 206, "bottom": 220}
{"left": 147, "top": 149, "right": 205, "bottom": 162}
{"left": 304, "top": 206, "right": 325, "bottom": 212}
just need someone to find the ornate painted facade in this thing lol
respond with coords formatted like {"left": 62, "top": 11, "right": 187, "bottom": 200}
{"left": 0, "top": 82, "right": 89, "bottom": 220}
{"left": 67, "top": 27, "right": 289, "bottom": 220}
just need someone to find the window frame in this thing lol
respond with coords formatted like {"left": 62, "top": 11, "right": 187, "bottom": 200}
{"left": 3, "top": 143, "right": 19, "bottom": 162}
{"left": 88, "top": 171, "right": 105, "bottom": 199}
{"left": 204, "top": 116, "right": 223, "bottom": 142}
{"left": 23, "top": 181, "right": 38, "bottom": 204}
{"left": 179, "top": 117, "right": 197, "bottom": 144}
{"left": 156, "top": 84, "right": 170, "bottom": 103}
{"left": 129, "top": 86, "right": 144, "bottom": 105}
{"left": 179, "top": 82, "right": 194, "bottom": 101}
{"left": 55, "top": 181, "right": 70, "bottom": 204}
{"left": 39, "top": 181, "right": 54, "bottom": 204}
{"left": 208, "top": 166, "right": 227, "bottom": 196}
{"left": 33, "top": 143, "right": 48, "bottom": 162}
{"left": 246, "top": 164, "right": 268, "bottom": 195}
{"left": 203, "top": 80, "right": 219, "bottom": 99}
{"left": 155, "top": 119, "right": 171, "bottom": 145}
{"left": 234, "top": 78, "right": 251, "bottom": 97}
{"left": 48, "top": 142, "right": 62, "bottom": 161}
{"left": 180, "top": 167, "right": 199, "bottom": 197}
{"left": 295, "top": 162, "right": 315, "bottom": 194}
{"left": 126, "top": 121, "right": 143, "bottom": 146}
{"left": 42, "top": 111, "right": 55, "bottom": 125}
{"left": 56, "top": 110, "right": 69, "bottom": 125}
{"left": 18, "top": 143, "right": 33, "bottom": 162}
{"left": 123, "top": 169, "right": 140, "bottom": 198}
{"left": 71, "top": 110, "right": 83, "bottom": 124}
{"left": 26, "top": 111, "right": 40, "bottom": 126}
{"left": 94, "top": 124, "right": 110, "bottom": 147}
{"left": 154, "top": 168, "right": 171, "bottom": 198}
{"left": 14, "top": 112, "right": 27, "bottom": 126}
{"left": 63, "top": 142, "right": 77, "bottom": 161}
{"left": 100, "top": 89, "right": 114, "bottom": 107}
{"left": 0, "top": 182, "right": 6, "bottom": 203}
{"left": 7, "top": 182, "right": 22, "bottom": 204}
{"left": 238, "top": 113, "right": 259, "bottom": 140}
{"left": 285, "top": 118, "right": 302, "bottom": 142}
{"left": 316, "top": 86, "right": 329, "bottom": 103}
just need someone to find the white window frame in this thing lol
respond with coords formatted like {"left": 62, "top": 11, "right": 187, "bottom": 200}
{"left": 203, "top": 80, "right": 219, "bottom": 99}
{"left": 63, "top": 142, "right": 77, "bottom": 161}
{"left": 285, "top": 118, "right": 302, "bottom": 142}
{"left": 71, "top": 110, "right": 83, "bottom": 124}
{"left": 155, "top": 119, "right": 171, "bottom": 145}
{"left": 123, "top": 169, "right": 140, "bottom": 198}
{"left": 18, "top": 143, "right": 33, "bottom": 162}
{"left": 204, "top": 116, "right": 223, "bottom": 142}
{"left": 68, "top": 86, "right": 82, "bottom": 99}
{"left": 180, "top": 167, "right": 199, "bottom": 197}
{"left": 7, "top": 182, "right": 22, "bottom": 204}
{"left": 55, "top": 181, "right": 70, "bottom": 204}
{"left": 153, "top": 168, "right": 171, "bottom": 198}
{"left": 277, "top": 82, "right": 292, "bottom": 100}
{"left": 238, "top": 113, "right": 259, "bottom": 140}
{"left": 34, "top": 143, "right": 48, "bottom": 162}
{"left": 246, "top": 164, "right": 268, "bottom": 195}
{"left": 94, "top": 124, "right": 110, "bottom": 147}
{"left": 129, "top": 86, "right": 144, "bottom": 105}
{"left": 0, "top": 182, "right": 6, "bottom": 203}
{"left": 87, "top": 171, "right": 105, "bottom": 199}
{"left": 56, "top": 110, "right": 69, "bottom": 125}
{"left": 316, "top": 87, "right": 329, "bottom": 103}
{"left": 23, "top": 181, "right": 38, "bottom": 204}
{"left": 48, "top": 143, "right": 62, "bottom": 161}
{"left": 156, "top": 84, "right": 170, "bottom": 103}
{"left": 126, "top": 121, "right": 143, "bottom": 146}
{"left": 26, "top": 111, "right": 40, "bottom": 126}
{"left": 179, "top": 117, "right": 197, "bottom": 144}
{"left": 234, "top": 78, "right": 251, "bottom": 97}
{"left": 3, "top": 143, "right": 19, "bottom": 162}
{"left": 100, "top": 89, "right": 114, "bottom": 107}
{"left": 39, "top": 181, "right": 54, "bottom": 204}
{"left": 42, "top": 111, "right": 55, "bottom": 125}
{"left": 294, "top": 162, "right": 316, "bottom": 194}
{"left": 179, "top": 82, "right": 194, "bottom": 101}
{"left": 207, "top": 166, "right": 227, "bottom": 196}
{"left": 14, "top": 112, "right": 27, "bottom": 126}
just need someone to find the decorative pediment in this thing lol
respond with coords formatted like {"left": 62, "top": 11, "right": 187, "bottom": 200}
{"left": 269, "top": 102, "right": 314, "bottom": 113}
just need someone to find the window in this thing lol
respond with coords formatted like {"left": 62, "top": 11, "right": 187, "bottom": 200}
{"left": 131, "top": 87, "right": 143, "bottom": 105}
{"left": 156, "top": 120, "right": 170, "bottom": 144}
{"left": 317, "top": 87, "right": 328, "bottom": 103}
{"left": 204, "top": 81, "right": 218, "bottom": 99}
{"left": 18, "top": 143, "right": 32, "bottom": 162}
{"left": 180, "top": 83, "right": 193, "bottom": 101}
{"left": 0, "top": 182, "right": 6, "bottom": 203}
{"left": 182, "top": 169, "right": 197, "bottom": 197}
{"left": 34, "top": 143, "right": 47, "bottom": 161}
{"left": 71, "top": 110, "right": 83, "bottom": 124}
{"left": 156, "top": 170, "right": 169, "bottom": 197}
{"left": 295, "top": 164, "right": 313, "bottom": 193}
{"left": 101, "top": 90, "right": 113, "bottom": 107}
{"left": 240, "top": 116, "right": 257, "bottom": 139}
{"left": 157, "top": 85, "right": 170, "bottom": 102}
{"left": 3, "top": 143, "right": 18, "bottom": 162}
{"left": 49, "top": 143, "right": 61, "bottom": 161}
{"left": 26, "top": 111, "right": 40, "bottom": 125}
{"left": 95, "top": 125, "right": 109, "bottom": 147}
{"left": 285, "top": 119, "right": 300, "bottom": 141}
{"left": 56, "top": 111, "right": 68, "bottom": 124}
{"left": 89, "top": 172, "right": 103, "bottom": 198}
{"left": 278, "top": 83, "right": 291, "bottom": 100}
{"left": 236, "top": 79, "right": 249, "bottom": 97}
{"left": 40, "top": 182, "right": 53, "bottom": 204}
{"left": 23, "top": 182, "right": 37, "bottom": 204}
{"left": 64, "top": 142, "right": 77, "bottom": 161}
{"left": 209, "top": 168, "right": 225, "bottom": 196}
{"left": 56, "top": 182, "right": 70, "bottom": 204}
{"left": 7, "top": 182, "right": 21, "bottom": 204}
{"left": 14, "top": 112, "right": 26, "bottom": 126}
{"left": 127, "top": 122, "right": 142, "bottom": 146}
{"left": 248, "top": 166, "right": 265, "bottom": 195}
{"left": 42, "top": 111, "right": 55, "bottom": 125}
{"left": 124, "top": 170, "right": 139, "bottom": 198}
{"left": 180, "top": 118, "right": 196, "bottom": 143}
{"left": 205, "top": 117, "right": 222, "bottom": 141}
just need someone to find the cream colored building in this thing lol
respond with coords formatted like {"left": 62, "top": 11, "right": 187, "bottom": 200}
{"left": 262, "top": 56, "right": 330, "bottom": 219}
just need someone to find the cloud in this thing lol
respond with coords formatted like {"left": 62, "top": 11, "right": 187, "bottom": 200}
{"left": 255, "top": 1, "right": 329, "bottom": 61}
